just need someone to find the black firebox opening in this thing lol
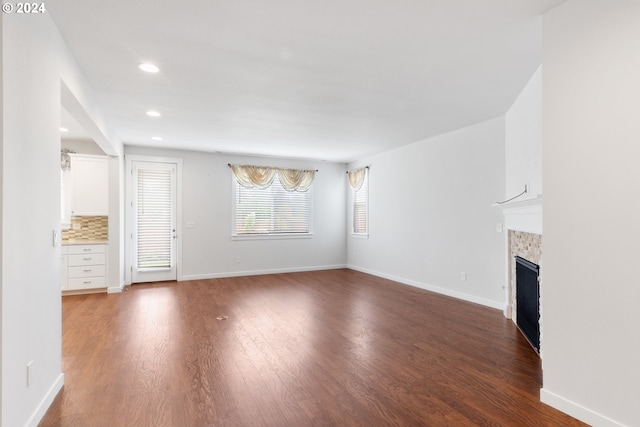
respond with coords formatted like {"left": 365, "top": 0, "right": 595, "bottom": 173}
{"left": 515, "top": 256, "right": 540, "bottom": 353}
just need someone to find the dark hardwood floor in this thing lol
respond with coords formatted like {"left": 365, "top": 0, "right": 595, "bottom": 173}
{"left": 40, "top": 269, "right": 585, "bottom": 427}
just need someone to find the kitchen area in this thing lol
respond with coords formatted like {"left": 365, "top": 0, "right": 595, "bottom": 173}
{"left": 60, "top": 106, "right": 114, "bottom": 295}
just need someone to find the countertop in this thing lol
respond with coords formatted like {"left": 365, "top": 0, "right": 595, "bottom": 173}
{"left": 62, "top": 239, "right": 108, "bottom": 246}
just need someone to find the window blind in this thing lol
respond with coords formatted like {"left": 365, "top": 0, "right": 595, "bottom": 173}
{"left": 235, "top": 173, "right": 310, "bottom": 235}
{"left": 137, "top": 168, "right": 173, "bottom": 268}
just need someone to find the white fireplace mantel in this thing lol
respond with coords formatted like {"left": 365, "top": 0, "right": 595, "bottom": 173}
{"left": 494, "top": 194, "right": 542, "bottom": 235}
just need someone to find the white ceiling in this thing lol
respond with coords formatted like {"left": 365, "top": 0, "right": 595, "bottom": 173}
{"left": 49, "top": 0, "right": 565, "bottom": 162}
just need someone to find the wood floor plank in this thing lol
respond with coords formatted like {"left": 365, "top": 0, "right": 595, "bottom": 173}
{"left": 40, "top": 269, "right": 586, "bottom": 427}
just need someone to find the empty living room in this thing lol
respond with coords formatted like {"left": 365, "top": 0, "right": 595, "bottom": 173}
{"left": 2, "top": 1, "right": 639, "bottom": 426}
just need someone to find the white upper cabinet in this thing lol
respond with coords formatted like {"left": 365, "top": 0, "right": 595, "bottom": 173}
{"left": 65, "top": 154, "right": 109, "bottom": 218}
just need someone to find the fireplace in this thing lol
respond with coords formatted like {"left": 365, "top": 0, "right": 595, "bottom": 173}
{"left": 496, "top": 195, "right": 542, "bottom": 353}
{"left": 515, "top": 256, "right": 540, "bottom": 353}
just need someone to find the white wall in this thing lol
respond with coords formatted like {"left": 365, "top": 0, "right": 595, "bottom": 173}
{"left": 505, "top": 66, "right": 542, "bottom": 199}
{"left": 347, "top": 118, "right": 506, "bottom": 309}
{"left": 0, "top": 12, "right": 4, "bottom": 425}
{"left": 541, "top": 1, "right": 640, "bottom": 426}
{"left": 124, "top": 146, "right": 347, "bottom": 279}
{"left": 61, "top": 139, "right": 105, "bottom": 155}
{"left": 2, "top": 13, "right": 63, "bottom": 427}
{"left": 1, "top": 12, "right": 121, "bottom": 427}
{"left": 107, "top": 155, "right": 125, "bottom": 292}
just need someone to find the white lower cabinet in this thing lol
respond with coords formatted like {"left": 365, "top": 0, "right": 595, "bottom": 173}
{"left": 64, "top": 244, "right": 107, "bottom": 291}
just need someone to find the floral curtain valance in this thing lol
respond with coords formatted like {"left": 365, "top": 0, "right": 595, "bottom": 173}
{"left": 278, "top": 168, "right": 315, "bottom": 191}
{"left": 229, "top": 165, "right": 276, "bottom": 189}
{"left": 347, "top": 167, "right": 368, "bottom": 190}
{"left": 229, "top": 164, "right": 316, "bottom": 192}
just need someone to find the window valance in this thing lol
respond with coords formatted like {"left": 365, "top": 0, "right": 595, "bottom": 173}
{"left": 347, "top": 167, "right": 368, "bottom": 191}
{"left": 229, "top": 164, "right": 316, "bottom": 192}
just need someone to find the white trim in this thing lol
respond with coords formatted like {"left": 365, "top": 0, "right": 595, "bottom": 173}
{"left": 107, "top": 280, "right": 125, "bottom": 294}
{"left": 496, "top": 195, "right": 543, "bottom": 234}
{"left": 231, "top": 233, "right": 314, "bottom": 241}
{"left": 179, "top": 264, "right": 347, "bottom": 281}
{"left": 503, "top": 230, "right": 511, "bottom": 318}
{"left": 124, "top": 154, "right": 184, "bottom": 165}
{"left": 540, "top": 388, "right": 626, "bottom": 427}
{"left": 350, "top": 233, "right": 369, "bottom": 239}
{"left": 347, "top": 264, "right": 505, "bottom": 311}
{"left": 25, "top": 373, "right": 64, "bottom": 427}
{"left": 68, "top": 152, "right": 109, "bottom": 161}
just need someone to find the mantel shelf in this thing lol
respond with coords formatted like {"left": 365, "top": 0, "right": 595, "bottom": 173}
{"left": 492, "top": 194, "right": 542, "bottom": 210}
{"left": 494, "top": 194, "right": 543, "bottom": 234}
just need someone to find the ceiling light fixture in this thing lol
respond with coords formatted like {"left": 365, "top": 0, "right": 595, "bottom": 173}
{"left": 139, "top": 63, "right": 159, "bottom": 73}
{"left": 146, "top": 111, "right": 161, "bottom": 117}
{"left": 152, "top": 136, "right": 162, "bottom": 141}
{"left": 60, "top": 127, "right": 69, "bottom": 132}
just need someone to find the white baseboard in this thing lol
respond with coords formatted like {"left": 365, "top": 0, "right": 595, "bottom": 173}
{"left": 26, "top": 373, "right": 64, "bottom": 427}
{"left": 107, "top": 280, "right": 126, "bottom": 294}
{"left": 347, "top": 264, "right": 505, "bottom": 311}
{"left": 179, "top": 264, "right": 347, "bottom": 281}
{"left": 540, "top": 388, "right": 625, "bottom": 427}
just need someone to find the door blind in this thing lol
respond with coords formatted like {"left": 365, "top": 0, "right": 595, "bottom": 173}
{"left": 137, "top": 168, "right": 173, "bottom": 268}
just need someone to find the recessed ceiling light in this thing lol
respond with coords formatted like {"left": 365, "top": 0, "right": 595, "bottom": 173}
{"left": 60, "top": 127, "right": 69, "bottom": 132}
{"left": 139, "top": 63, "right": 159, "bottom": 73}
{"left": 146, "top": 111, "right": 161, "bottom": 117}
{"left": 152, "top": 136, "right": 162, "bottom": 141}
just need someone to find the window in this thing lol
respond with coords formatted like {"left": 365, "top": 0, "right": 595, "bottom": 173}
{"left": 233, "top": 172, "right": 311, "bottom": 236}
{"left": 350, "top": 167, "right": 368, "bottom": 235}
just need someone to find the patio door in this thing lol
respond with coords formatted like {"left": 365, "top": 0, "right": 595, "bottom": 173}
{"left": 131, "top": 161, "right": 177, "bottom": 283}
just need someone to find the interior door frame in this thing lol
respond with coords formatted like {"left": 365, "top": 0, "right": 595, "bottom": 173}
{"left": 125, "top": 154, "right": 183, "bottom": 285}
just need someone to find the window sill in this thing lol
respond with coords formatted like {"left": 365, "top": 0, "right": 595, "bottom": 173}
{"left": 350, "top": 233, "right": 369, "bottom": 239}
{"left": 232, "top": 233, "right": 314, "bottom": 241}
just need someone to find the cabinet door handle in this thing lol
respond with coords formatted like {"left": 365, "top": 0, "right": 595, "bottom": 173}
{"left": 82, "top": 248, "right": 92, "bottom": 252}
{"left": 83, "top": 269, "right": 92, "bottom": 273}
{"left": 83, "top": 257, "right": 92, "bottom": 261}
{"left": 82, "top": 281, "right": 91, "bottom": 285}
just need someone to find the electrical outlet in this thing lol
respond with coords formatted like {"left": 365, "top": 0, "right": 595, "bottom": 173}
{"left": 235, "top": 256, "right": 241, "bottom": 263}
{"left": 460, "top": 272, "right": 467, "bottom": 281}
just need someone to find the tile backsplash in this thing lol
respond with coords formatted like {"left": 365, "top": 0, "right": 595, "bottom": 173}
{"left": 62, "top": 215, "right": 108, "bottom": 241}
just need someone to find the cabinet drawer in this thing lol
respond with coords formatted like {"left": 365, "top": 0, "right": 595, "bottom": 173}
{"left": 68, "top": 244, "right": 105, "bottom": 255}
{"left": 68, "top": 276, "right": 106, "bottom": 289}
{"left": 68, "top": 253, "right": 106, "bottom": 266}
{"left": 68, "top": 265, "right": 106, "bottom": 278}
